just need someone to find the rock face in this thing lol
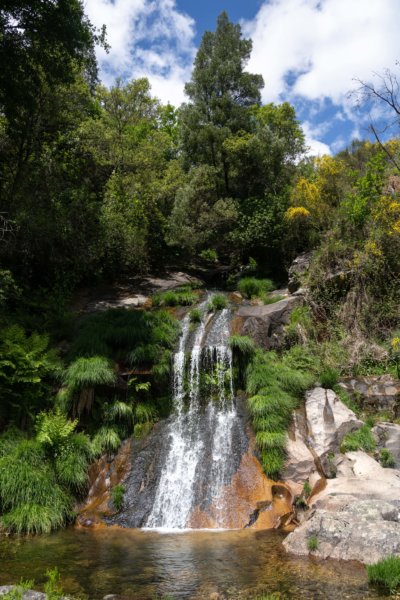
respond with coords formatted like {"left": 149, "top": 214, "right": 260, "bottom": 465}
{"left": 283, "top": 450, "right": 400, "bottom": 563}
{"left": 339, "top": 375, "right": 400, "bottom": 418}
{"left": 288, "top": 252, "right": 311, "bottom": 293}
{"left": 284, "top": 498, "right": 400, "bottom": 563}
{"left": 373, "top": 422, "right": 400, "bottom": 468}
{"left": 304, "top": 387, "right": 363, "bottom": 474}
{"left": 233, "top": 296, "right": 302, "bottom": 350}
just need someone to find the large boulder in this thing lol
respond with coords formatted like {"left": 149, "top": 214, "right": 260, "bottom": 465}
{"left": 304, "top": 387, "right": 363, "bottom": 475}
{"left": 373, "top": 422, "right": 400, "bottom": 468}
{"left": 281, "top": 411, "right": 317, "bottom": 489}
{"left": 339, "top": 375, "right": 400, "bottom": 419}
{"left": 288, "top": 253, "right": 311, "bottom": 293}
{"left": 283, "top": 498, "right": 400, "bottom": 563}
{"left": 234, "top": 296, "right": 302, "bottom": 350}
{"left": 283, "top": 450, "right": 400, "bottom": 563}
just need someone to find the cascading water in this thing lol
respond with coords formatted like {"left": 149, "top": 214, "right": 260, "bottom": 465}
{"left": 145, "top": 295, "right": 238, "bottom": 529}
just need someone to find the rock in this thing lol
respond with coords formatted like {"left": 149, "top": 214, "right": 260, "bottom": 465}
{"left": 283, "top": 498, "right": 400, "bottom": 564}
{"left": 0, "top": 589, "right": 48, "bottom": 599}
{"left": 283, "top": 450, "right": 400, "bottom": 563}
{"left": 305, "top": 387, "right": 363, "bottom": 476}
{"left": 339, "top": 375, "right": 400, "bottom": 419}
{"left": 288, "top": 253, "right": 311, "bottom": 293}
{"left": 372, "top": 422, "right": 400, "bottom": 468}
{"left": 235, "top": 296, "right": 302, "bottom": 350}
{"left": 282, "top": 411, "right": 317, "bottom": 487}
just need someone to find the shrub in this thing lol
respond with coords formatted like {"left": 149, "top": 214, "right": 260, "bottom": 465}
{"left": 307, "top": 535, "right": 318, "bottom": 552}
{"left": 238, "top": 277, "right": 274, "bottom": 299}
{"left": 111, "top": 484, "right": 125, "bottom": 511}
{"left": 367, "top": 556, "right": 400, "bottom": 594}
{"left": 208, "top": 294, "right": 228, "bottom": 311}
{"left": 380, "top": 448, "right": 396, "bottom": 468}
{"left": 320, "top": 367, "right": 340, "bottom": 389}
{"left": 189, "top": 308, "right": 202, "bottom": 324}
{"left": 199, "top": 248, "right": 218, "bottom": 262}
{"left": 340, "top": 424, "right": 376, "bottom": 453}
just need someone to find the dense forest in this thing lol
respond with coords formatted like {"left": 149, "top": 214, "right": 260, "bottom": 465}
{"left": 1, "top": 2, "right": 400, "bottom": 544}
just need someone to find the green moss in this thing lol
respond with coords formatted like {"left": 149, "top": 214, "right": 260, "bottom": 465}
{"left": 367, "top": 556, "right": 400, "bottom": 594}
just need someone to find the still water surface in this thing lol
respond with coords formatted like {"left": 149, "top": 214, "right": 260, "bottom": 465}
{"left": 0, "top": 528, "right": 387, "bottom": 599}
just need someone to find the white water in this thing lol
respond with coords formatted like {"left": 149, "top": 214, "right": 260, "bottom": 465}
{"left": 145, "top": 297, "right": 238, "bottom": 529}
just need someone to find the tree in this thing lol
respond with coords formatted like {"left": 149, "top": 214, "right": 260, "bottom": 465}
{"left": 179, "top": 11, "right": 264, "bottom": 194}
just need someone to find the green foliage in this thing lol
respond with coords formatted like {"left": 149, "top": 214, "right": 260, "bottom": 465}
{"left": 303, "top": 481, "right": 312, "bottom": 498}
{"left": 152, "top": 287, "right": 197, "bottom": 307}
{"left": 238, "top": 278, "right": 274, "bottom": 299}
{"left": 320, "top": 368, "right": 340, "bottom": 389}
{"left": 92, "top": 426, "right": 121, "bottom": 456}
{"left": 0, "top": 579, "right": 34, "bottom": 600}
{"left": 111, "top": 484, "right": 125, "bottom": 511}
{"left": 263, "top": 294, "right": 285, "bottom": 305}
{"left": 208, "top": 294, "right": 228, "bottom": 311}
{"left": 200, "top": 248, "right": 218, "bottom": 263}
{"left": 64, "top": 356, "right": 116, "bottom": 391}
{"left": 229, "top": 335, "right": 256, "bottom": 358}
{"left": 246, "top": 349, "right": 313, "bottom": 479}
{"left": 0, "top": 325, "right": 61, "bottom": 427}
{"left": 189, "top": 308, "right": 202, "bottom": 324}
{"left": 36, "top": 409, "right": 78, "bottom": 452}
{"left": 367, "top": 555, "right": 400, "bottom": 594}
{"left": 44, "top": 567, "right": 64, "bottom": 600}
{"left": 340, "top": 425, "right": 376, "bottom": 454}
{"left": 307, "top": 535, "right": 318, "bottom": 552}
{"left": 380, "top": 448, "right": 396, "bottom": 468}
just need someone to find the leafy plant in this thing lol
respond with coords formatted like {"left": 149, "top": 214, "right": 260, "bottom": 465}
{"left": 44, "top": 567, "right": 64, "bottom": 600}
{"left": 367, "top": 556, "right": 400, "bottom": 594}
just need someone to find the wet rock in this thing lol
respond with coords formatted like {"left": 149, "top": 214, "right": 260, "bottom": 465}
{"left": 235, "top": 296, "right": 303, "bottom": 350}
{"left": 339, "top": 375, "right": 400, "bottom": 418}
{"left": 305, "top": 387, "right": 363, "bottom": 475}
{"left": 373, "top": 422, "right": 400, "bottom": 468}
{"left": 288, "top": 253, "right": 311, "bottom": 293}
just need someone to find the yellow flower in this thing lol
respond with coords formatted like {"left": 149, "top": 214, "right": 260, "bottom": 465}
{"left": 365, "top": 240, "right": 383, "bottom": 257}
{"left": 284, "top": 206, "right": 311, "bottom": 220}
{"left": 391, "top": 337, "right": 400, "bottom": 351}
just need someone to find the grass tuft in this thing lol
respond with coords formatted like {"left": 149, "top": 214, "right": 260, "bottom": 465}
{"left": 238, "top": 277, "right": 274, "bottom": 299}
{"left": 307, "top": 535, "right": 318, "bottom": 552}
{"left": 367, "top": 556, "right": 400, "bottom": 594}
{"left": 340, "top": 424, "right": 376, "bottom": 453}
{"left": 208, "top": 294, "right": 228, "bottom": 311}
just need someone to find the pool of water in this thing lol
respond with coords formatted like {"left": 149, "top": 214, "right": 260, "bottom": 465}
{"left": 0, "top": 527, "right": 386, "bottom": 599}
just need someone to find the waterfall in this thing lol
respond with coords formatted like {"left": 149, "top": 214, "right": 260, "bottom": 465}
{"left": 145, "top": 296, "right": 237, "bottom": 530}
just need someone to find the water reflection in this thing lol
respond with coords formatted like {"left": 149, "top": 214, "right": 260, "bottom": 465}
{"left": 0, "top": 528, "right": 387, "bottom": 599}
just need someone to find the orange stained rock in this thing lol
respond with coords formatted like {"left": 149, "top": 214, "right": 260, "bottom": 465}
{"left": 188, "top": 441, "right": 293, "bottom": 531}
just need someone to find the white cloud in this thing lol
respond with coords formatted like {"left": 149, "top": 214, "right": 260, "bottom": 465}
{"left": 243, "top": 0, "right": 400, "bottom": 106}
{"left": 84, "top": 0, "right": 196, "bottom": 105}
{"left": 301, "top": 121, "right": 331, "bottom": 156}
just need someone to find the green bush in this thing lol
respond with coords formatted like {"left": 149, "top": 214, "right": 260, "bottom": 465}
{"left": 208, "top": 294, "right": 228, "bottom": 311}
{"left": 111, "top": 484, "right": 125, "bottom": 511}
{"left": 152, "top": 286, "right": 197, "bottom": 307}
{"left": 367, "top": 556, "right": 400, "bottom": 594}
{"left": 189, "top": 308, "right": 202, "bottom": 324}
{"left": 307, "top": 535, "right": 318, "bottom": 552}
{"left": 199, "top": 248, "right": 218, "bottom": 262}
{"left": 340, "top": 424, "right": 376, "bottom": 453}
{"left": 380, "top": 448, "right": 396, "bottom": 468}
{"left": 320, "top": 367, "right": 340, "bottom": 389}
{"left": 238, "top": 277, "right": 274, "bottom": 299}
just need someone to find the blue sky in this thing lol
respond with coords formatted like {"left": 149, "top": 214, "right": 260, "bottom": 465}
{"left": 85, "top": 0, "right": 400, "bottom": 155}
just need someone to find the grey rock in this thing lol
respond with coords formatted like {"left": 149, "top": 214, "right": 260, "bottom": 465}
{"left": 283, "top": 498, "right": 400, "bottom": 563}
{"left": 373, "top": 422, "right": 400, "bottom": 468}
{"left": 236, "top": 295, "right": 302, "bottom": 350}
{"left": 305, "top": 387, "right": 363, "bottom": 476}
{"left": 288, "top": 253, "right": 311, "bottom": 294}
{"left": 339, "top": 375, "right": 400, "bottom": 418}
{"left": 0, "top": 588, "right": 48, "bottom": 599}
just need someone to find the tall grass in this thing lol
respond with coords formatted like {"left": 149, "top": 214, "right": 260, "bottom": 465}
{"left": 246, "top": 350, "right": 313, "bottom": 479}
{"left": 367, "top": 556, "right": 400, "bottom": 594}
{"left": 152, "top": 286, "right": 197, "bottom": 307}
{"left": 340, "top": 424, "right": 376, "bottom": 453}
{"left": 238, "top": 277, "right": 274, "bottom": 299}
